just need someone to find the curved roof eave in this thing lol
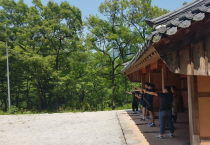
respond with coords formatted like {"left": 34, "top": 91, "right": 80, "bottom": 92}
{"left": 122, "top": 0, "right": 210, "bottom": 73}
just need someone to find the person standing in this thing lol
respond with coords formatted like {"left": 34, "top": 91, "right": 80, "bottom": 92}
{"left": 126, "top": 89, "right": 139, "bottom": 114}
{"left": 134, "top": 90, "right": 143, "bottom": 117}
{"left": 136, "top": 82, "right": 150, "bottom": 121}
{"left": 141, "top": 86, "right": 174, "bottom": 139}
{"left": 171, "top": 86, "right": 178, "bottom": 123}
{"left": 147, "top": 84, "right": 156, "bottom": 127}
{"left": 137, "top": 92, "right": 143, "bottom": 116}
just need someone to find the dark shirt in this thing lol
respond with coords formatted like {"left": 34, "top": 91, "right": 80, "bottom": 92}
{"left": 138, "top": 93, "right": 142, "bottom": 102}
{"left": 146, "top": 89, "right": 154, "bottom": 104}
{"left": 132, "top": 92, "right": 138, "bottom": 102}
{"left": 157, "top": 93, "right": 173, "bottom": 111}
{"left": 142, "top": 89, "right": 149, "bottom": 102}
{"left": 140, "top": 92, "right": 144, "bottom": 102}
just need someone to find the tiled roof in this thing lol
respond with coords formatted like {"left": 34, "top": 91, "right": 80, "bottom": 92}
{"left": 122, "top": 0, "right": 210, "bottom": 73}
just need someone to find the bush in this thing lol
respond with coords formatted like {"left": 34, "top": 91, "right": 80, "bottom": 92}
{"left": 7, "top": 105, "right": 19, "bottom": 114}
{"left": 0, "top": 110, "right": 4, "bottom": 115}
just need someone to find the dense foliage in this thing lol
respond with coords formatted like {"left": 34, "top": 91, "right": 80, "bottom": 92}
{"left": 0, "top": 0, "right": 168, "bottom": 113}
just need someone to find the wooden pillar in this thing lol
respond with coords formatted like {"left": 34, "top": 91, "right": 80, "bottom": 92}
{"left": 187, "top": 75, "right": 200, "bottom": 145}
{"left": 138, "top": 70, "right": 141, "bottom": 83}
{"left": 141, "top": 73, "right": 145, "bottom": 87}
{"left": 162, "top": 63, "right": 169, "bottom": 92}
{"left": 149, "top": 70, "right": 154, "bottom": 84}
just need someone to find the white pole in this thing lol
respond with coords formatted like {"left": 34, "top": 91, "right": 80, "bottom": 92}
{"left": 6, "top": 40, "right": 11, "bottom": 108}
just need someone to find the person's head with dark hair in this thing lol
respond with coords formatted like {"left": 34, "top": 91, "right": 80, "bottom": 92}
{"left": 164, "top": 86, "right": 172, "bottom": 93}
{"left": 148, "top": 83, "right": 155, "bottom": 91}
{"left": 145, "top": 82, "right": 150, "bottom": 88}
{"left": 171, "top": 86, "right": 176, "bottom": 92}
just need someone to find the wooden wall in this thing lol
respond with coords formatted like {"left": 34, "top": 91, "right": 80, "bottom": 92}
{"left": 180, "top": 75, "right": 188, "bottom": 109}
{"left": 145, "top": 72, "right": 149, "bottom": 83}
{"left": 160, "top": 35, "right": 210, "bottom": 76}
{"left": 197, "top": 76, "right": 210, "bottom": 138}
{"left": 152, "top": 72, "right": 162, "bottom": 108}
{"left": 127, "top": 70, "right": 141, "bottom": 82}
{"left": 140, "top": 68, "right": 184, "bottom": 110}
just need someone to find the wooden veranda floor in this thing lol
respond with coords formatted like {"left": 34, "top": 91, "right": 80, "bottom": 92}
{"left": 127, "top": 110, "right": 190, "bottom": 145}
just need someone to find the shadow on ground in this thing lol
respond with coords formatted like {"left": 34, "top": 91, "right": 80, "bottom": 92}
{"left": 124, "top": 110, "right": 190, "bottom": 145}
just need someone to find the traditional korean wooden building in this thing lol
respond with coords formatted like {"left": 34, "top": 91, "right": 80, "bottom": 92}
{"left": 122, "top": 0, "right": 210, "bottom": 144}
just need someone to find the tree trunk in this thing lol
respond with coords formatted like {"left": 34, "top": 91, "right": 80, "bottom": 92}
{"left": 101, "top": 99, "right": 103, "bottom": 111}
{"left": 26, "top": 79, "right": 30, "bottom": 109}
{"left": 124, "top": 76, "right": 128, "bottom": 104}
{"left": 43, "top": 93, "right": 47, "bottom": 110}
{"left": 112, "top": 85, "right": 115, "bottom": 110}
{"left": 36, "top": 77, "right": 42, "bottom": 112}
{"left": 48, "top": 92, "right": 52, "bottom": 107}
{"left": 3, "top": 95, "right": 7, "bottom": 111}
{"left": 15, "top": 89, "right": 19, "bottom": 107}
{"left": 35, "top": 67, "right": 42, "bottom": 112}
{"left": 112, "top": 62, "right": 115, "bottom": 110}
{"left": 55, "top": 55, "right": 59, "bottom": 111}
{"left": 1, "top": 80, "right": 7, "bottom": 111}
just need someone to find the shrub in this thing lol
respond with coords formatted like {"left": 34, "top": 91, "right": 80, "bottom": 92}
{"left": 0, "top": 110, "right": 4, "bottom": 115}
{"left": 8, "top": 105, "right": 19, "bottom": 114}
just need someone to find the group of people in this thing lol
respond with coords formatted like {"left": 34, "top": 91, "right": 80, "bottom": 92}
{"left": 126, "top": 82, "right": 179, "bottom": 139}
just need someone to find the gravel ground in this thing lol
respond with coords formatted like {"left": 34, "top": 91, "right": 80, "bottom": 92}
{"left": 0, "top": 111, "right": 125, "bottom": 145}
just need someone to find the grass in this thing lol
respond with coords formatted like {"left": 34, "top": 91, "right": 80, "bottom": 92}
{"left": 0, "top": 103, "right": 133, "bottom": 115}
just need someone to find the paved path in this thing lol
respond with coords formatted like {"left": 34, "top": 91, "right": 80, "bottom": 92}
{"left": 117, "top": 111, "right": 147, "bottom": 145}
{"left": 0, "top": 111, "right": 126, "bottom": 145}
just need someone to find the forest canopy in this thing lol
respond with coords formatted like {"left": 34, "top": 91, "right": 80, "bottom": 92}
{"left": 0, "top": 0, "right": 168, "bottom": 113}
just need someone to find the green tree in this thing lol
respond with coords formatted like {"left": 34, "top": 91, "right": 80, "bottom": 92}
{"left": 183, "top": 1, "right": 187, "bottom": 5}
{"left": 0, "top": 0, "right": 83, "bottom": 112}
{"left": 86, "top": 0, "right": 168, "bottom": 109}
{"left": 0, "top": 0, "right": 169, "bottom": 113}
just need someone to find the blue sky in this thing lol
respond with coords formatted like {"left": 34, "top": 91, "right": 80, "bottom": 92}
{"left": 16, "top": 0, "right": 193, "bottom": 20}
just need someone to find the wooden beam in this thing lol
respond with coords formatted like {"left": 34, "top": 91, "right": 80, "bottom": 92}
{"left": 157, "top": 59, "right": 164, "bottom": 70}
{"left": 198, "top": 92, "right": 210, "bottom": 97}
{"left": 159, "top": 33, "right": 210, "bottom": 76}
{"left": 161, "top": 50, "right": 180, "bottom": 73}
{"left": 149, "top": 69, "right": 154, "bottom": 84}
{"left": 192, "top": 40, "right": 205, "bottom": 75}
{"left": 141, "top": 73, "right": 145, "bottom": 87}
{"left": 187, "top": 75, "right": 200, "bottom": 145}
{"left": 137, "top": 70, "right": 141, "bottom": 82}
{"left": 150, "top": 61, "right": 158, "bottom": 70}
{"left": 142, "top": 68, "right": 146, "bottom": 74}
{"left": 125, "top": 46, "right": 156, "bottom": 73}
{"left": 205, "top": 36, "right": 210, "bottom": 76}
{"left": 204, "top": 37, "right": 208, "bottom": 76}
{"left": 180, "top": 45, "right": 192, "bottom": 75}
{"left": 157, "top": 64, "right": 163, "bottom": 70}
{"left": 127, "top": 54, "right": 160, "bottom": 75}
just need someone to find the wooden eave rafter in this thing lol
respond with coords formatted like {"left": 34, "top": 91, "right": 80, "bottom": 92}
{"left": 122, "top": 0, "right": 210, "bottom": 75}
{"left": 124, "top": 45, "right": 160, "bottom": 75}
